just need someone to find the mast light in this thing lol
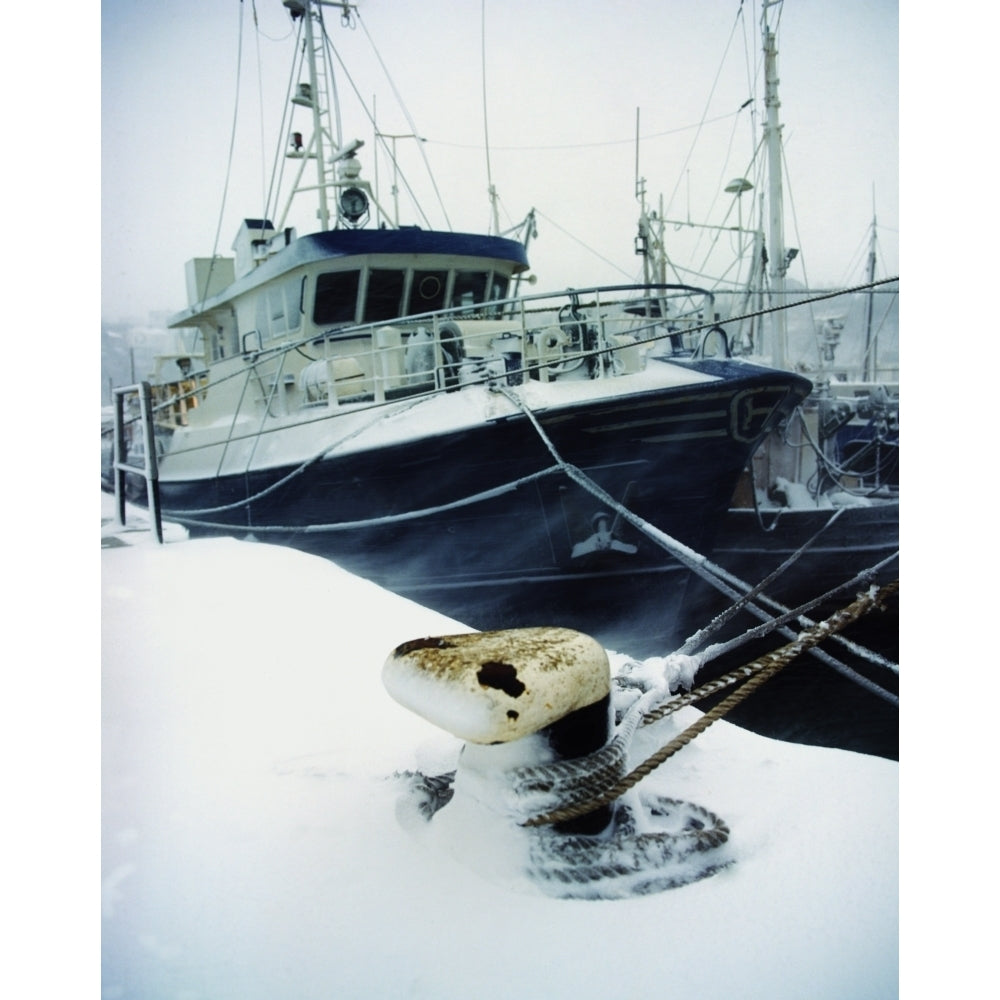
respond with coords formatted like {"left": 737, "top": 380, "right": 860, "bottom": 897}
{"left": 292, "top": 83, "right": 314, "bottom": 108}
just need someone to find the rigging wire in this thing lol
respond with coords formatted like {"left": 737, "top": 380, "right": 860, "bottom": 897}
{"left": 663, "top": 8, "right": 746, "bottom": 222}
{"left": 354, "top": 9, "right": 452, "bottom": 229}
{"left": 740, "top": 0, "right": 758, "bottom": 128}
{"left": 687, "top": 131, "right": 761, "bottom": 291}
{"left": 317, "top": 4, "right": 344, "bottom": 148}
{"left": 490, "top": 188, "right": 520, "bottom": 239}
{"left": 481, "top": 0, "right": 497, "bottom": 235}
{"left": 318, "top": 17, "right": 434, "bottom": 229}
{"left": 858, "top": 287, "right": 898, "bottom": 374}
{"left": 427, "top": 111, "right": 745, "bottom": 153}
{"left": 251, "top": 0, "right": 267, "bottom": 222}
{"left": 249, "top": 0, "right": 295, "bottom": 43}
{"left": 198, "top": 1, "right": 247, "bottom": 307}
{"left": 648, "top": 1, "right": 764, "bottom": 296}
{"left": 838, "top": 224, "right": 872, "bottom": 289}
{"left": 775, "top": 137, "right": 824, "bottom": 367}
{"left": 690, "top": 106, "right": 755, "bottom": 273}
{"left": 263, "top": 15, "right": 304, "bottom": 229}
{"left": 533, "top": 210, "right": 634, "bottom": 281}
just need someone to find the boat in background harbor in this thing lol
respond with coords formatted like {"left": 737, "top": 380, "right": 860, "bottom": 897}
{"left": 625, "top": 0, "right": 898, "bottom": 752}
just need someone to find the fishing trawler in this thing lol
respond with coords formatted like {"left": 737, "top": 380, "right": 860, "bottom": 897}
{"left": 103, "top": 0, "right": 812, "bottom": 654}
{"left": 629, "top": 3, "right": 898, "bottom": 619}
{"left": 622, "top": 0, "right": 898, "bottom": 752}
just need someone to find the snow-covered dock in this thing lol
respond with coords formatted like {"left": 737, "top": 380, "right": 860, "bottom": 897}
{"left": 101, "top": 495, "right": 897, "bottom": 998}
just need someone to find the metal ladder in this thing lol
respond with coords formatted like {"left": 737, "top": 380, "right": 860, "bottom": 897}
{"left": 110, "top": 382, "right": 163, "bottom": 543}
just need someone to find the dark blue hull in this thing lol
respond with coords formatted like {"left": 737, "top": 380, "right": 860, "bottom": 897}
{"left": 134, "top": 363, "right": 809, "bottom": 654}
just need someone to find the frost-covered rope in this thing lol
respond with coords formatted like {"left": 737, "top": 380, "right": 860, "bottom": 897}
{"left": 166, "top": 465, "right": 565, "bottom": 533}
{"left": 496, "top": 384, "right": 899, "bottom": 685}
{"left": 160, "top": 396, "right": 430, "bottom": 518}
{"left": 688, "top": 550, "right": 900, "bottom": 681}
{"left": 503, "top": 691, "right": 655, "bottom": 822}
{"left": 521, "top": 580, "right": 898, "bottom": 828}
{"left": 524, "top": 793, "right": 731, "bottom": 897}
{"left": 675, "top": 506, "right": 846, "bottom": 650}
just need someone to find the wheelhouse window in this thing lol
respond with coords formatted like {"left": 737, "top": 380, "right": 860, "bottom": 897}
{"left": 269, "top": 285, "right": 286, "bottom": 330}
{"left": 411, "top": 269, "right": 448, "bottom": 313}
{"left": 363, "top": 269, "right": 407, "bottom": 323}
{"left": 451, "top": 270, "right": 489, "bottom": 309}
{"left": 285, "top": 277, "right": 303, "bottom": 331}
{"left": 253, "top": 277, "right": 303, "bottom": 339}
{"left": 490, "top": 276, "right": 511, "bottom": 303}
{"left": 313, "top": 270, "right": 361, "bottom": 325}
{"left": 311, "top": 266, "right": 514, "bottom": 327}
{"left": 450, "top": 270, "right": 511, "bottom": 317}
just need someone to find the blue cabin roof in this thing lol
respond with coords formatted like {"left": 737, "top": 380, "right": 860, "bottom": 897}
{"left": 170, "top": 227, "right": 530, "bottom": 327}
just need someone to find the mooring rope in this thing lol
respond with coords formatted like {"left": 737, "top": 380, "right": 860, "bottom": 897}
{"left": 159, "top": 395, "right": 429, "bottom": 518}
{"left": 166, "top": 465, "right": 566, "bottom": 532}
{"left": 521, "top": 580, "right": 898, "bottom": 828}
{"left": 691, "top": 550, "right": 901, "bottom": 694}
{"left": 495, "top": 383, "right": 899, "bottom": 686}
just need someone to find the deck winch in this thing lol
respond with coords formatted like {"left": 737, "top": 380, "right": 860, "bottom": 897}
{"left": 383, "top": 627, "right": 732, "bottom": 899}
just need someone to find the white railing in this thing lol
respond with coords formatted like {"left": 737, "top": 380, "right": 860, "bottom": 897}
{"left": 290, "top": 284, "right": 718, "bottom": 407}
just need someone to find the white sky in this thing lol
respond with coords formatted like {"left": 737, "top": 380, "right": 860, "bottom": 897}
{"left": 100, "top": 0, "right": 899, "bottom": 324}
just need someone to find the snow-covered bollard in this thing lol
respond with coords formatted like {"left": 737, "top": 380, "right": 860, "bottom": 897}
{"left": 383, "top": 626, "right": 615, "bottom": 834}
{"left": 383, "top": 627, "right": 733, "bottom": 899}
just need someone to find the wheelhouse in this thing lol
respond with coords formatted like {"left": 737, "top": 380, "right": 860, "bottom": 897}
{"left": 168, "top": 221, "right": 530, "bottom": 364}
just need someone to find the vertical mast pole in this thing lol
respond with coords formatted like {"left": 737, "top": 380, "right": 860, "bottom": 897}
{"left": 863, "top": 209, "right": 877, "bottom": 381}
{"left": 657, "top": 194, "right": 665, "bottom": 285}
{"left": 635, "top": 108, "right": 652, "bottom": 287}
{"left": 762, "top": 1, "right": 787, "bottom": 370}
{"left": 304, "top": 2, "right": 330, "bottom": 230}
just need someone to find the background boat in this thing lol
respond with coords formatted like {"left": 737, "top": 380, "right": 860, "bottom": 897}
{"left": 618, "top": 0, "right": 899, "bottom": 753}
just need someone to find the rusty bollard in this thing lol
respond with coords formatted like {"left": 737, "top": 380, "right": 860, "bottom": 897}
{"left": 383, "top": 626, "right": 614, "bottom": 834}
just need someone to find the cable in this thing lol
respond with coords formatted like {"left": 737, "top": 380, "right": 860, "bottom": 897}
{"left": 197, "top": 2, "right": 247, "bottom": 308}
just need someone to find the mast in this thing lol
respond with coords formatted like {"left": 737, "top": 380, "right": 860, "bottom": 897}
{"left": 762, "top": 0, "right": 787, "bottom": 370}
{"left": 302, "top": 3, "right": 331, "bottom": 231}
{"left": 634, "top": 109, "right": 652, "bottom": 287}
{"left": 281, "top": 1, "right": 381, "bottom": 233}
{"left": 634, "top": 108, "right": 668, "bottom": 288}
{"left": 863, "top": 211, "right": 877, "bottom": 381}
